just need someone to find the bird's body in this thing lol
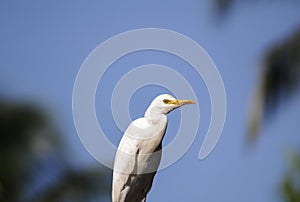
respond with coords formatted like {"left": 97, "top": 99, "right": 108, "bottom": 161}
{"left": 112, "top": 94, "right": 195, "bottom": 202}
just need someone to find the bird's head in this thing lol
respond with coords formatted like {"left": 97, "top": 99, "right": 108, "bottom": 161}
{"left": 145, "top": 94, "right": 196, "bottom": 118}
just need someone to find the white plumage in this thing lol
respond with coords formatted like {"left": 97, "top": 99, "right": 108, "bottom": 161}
{"left": 112, "top": 94, "right": 195, "bottom": 202}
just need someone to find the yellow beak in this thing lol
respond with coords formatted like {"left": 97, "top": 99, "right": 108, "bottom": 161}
{"left": 169, "top": 99, "right": 196, "bottom": 105}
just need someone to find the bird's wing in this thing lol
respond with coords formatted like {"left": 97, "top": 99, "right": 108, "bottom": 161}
{"left": 112, "top": 117, "right": 166, "bottom": 202}
{"left": 112, "top": 128, "right": 141, "bottom": 202}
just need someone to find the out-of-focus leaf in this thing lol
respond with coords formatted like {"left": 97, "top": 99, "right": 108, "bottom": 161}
{"left": 0, "top": 100, "right": 110, "bottom": 202}
{"left": 281, "top": 151, "right": 300, "bottom": 202}
{"left": 248, "top": 27, "right": 300, "bottom": 139}
{"left": 0, "top": 101, "right": 52, "bottom": 202}
{"left": 25, "top": 165, "right": 111, "bottom": 202}
{"left": 214, "top": 0, "right": 300, "bottom": 19}
{"left": 215, "top": 0, "right": 235, "bottom": 15}
{"left": 263, "top": 28, "right": 300, "bottom": 111}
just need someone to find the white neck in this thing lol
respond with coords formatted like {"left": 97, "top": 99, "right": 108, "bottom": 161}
{"left": 144, "top": 107, "right": 167, "bottom": 124}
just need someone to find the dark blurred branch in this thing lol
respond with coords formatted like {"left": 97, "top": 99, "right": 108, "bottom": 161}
{"left": 248, "top": 27, "right": 300, "bottom": 138}
{"left": 0, "top": 100, "right": 110, "bottom": 202}
{"left": 215, "top": 0, "right": 235, "bottom": 15}
{"left": 281, "top": 151, "right": 300, "bottom": 202}
{"left": 26, "top": 166, "right": 111, "bottom": 202}
{"left": 215, "top": 0, "right": 300, "bottom": 18}
{"left": 263, "top": 28, "right": 300, "bottom": 111}
{"left": 0, "top": 101, "right": 52, "bottom": 202}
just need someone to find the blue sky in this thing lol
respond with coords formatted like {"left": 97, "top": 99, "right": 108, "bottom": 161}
{"left": 1, "top": 1, "right": 300, "bottom": 201}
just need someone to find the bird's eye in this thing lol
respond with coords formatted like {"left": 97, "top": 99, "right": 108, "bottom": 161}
{"left": 163, "top": 99, "right": 171, "bottom": 104}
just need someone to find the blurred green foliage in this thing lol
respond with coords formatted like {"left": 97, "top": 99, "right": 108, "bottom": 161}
{"left": 262, "top": 27, "right": 300, "bottom": 115}
{"left": 215, "top": 0, "right": 300, "bottom": 201}
{"left": 248, "top": 28, "right": 300, "bottom": 138}
{"left": 0, "top": 100, "right": 110, "bottom": 202}
{"left": 215, "top": 0, "right": 234, "bottom": 15}
{"left": 281, "top": 152, "right": 300, "bottom": 202}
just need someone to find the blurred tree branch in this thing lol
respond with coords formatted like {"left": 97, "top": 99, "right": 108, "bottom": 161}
{"left": 0, "top": 100, "right": 110, "bottom": 202}
{"left": 215, "top": 0, "right": 235, "bottom": 15}
{"left": 214, "top": 1, "right": 300, "bottom": 201}
{"left": 281, "top": 151, "right": 300, "bottom": 202}
{"left": 213, "top": 0, "right": 300, "bottom": 135}
{"left": 215, "top": 0, "right": 300, "bottom": 15}
{"left": 248, "top": 27, "right": 300, "bottom": 138}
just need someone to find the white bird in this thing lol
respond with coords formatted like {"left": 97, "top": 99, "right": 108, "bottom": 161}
{"left": 112, "top": 94, "right": 195, "bottom": 202}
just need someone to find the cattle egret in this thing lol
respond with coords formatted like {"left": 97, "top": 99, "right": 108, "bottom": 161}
{"left": 112, "top": 94, "right": 196, "bottom": 202}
